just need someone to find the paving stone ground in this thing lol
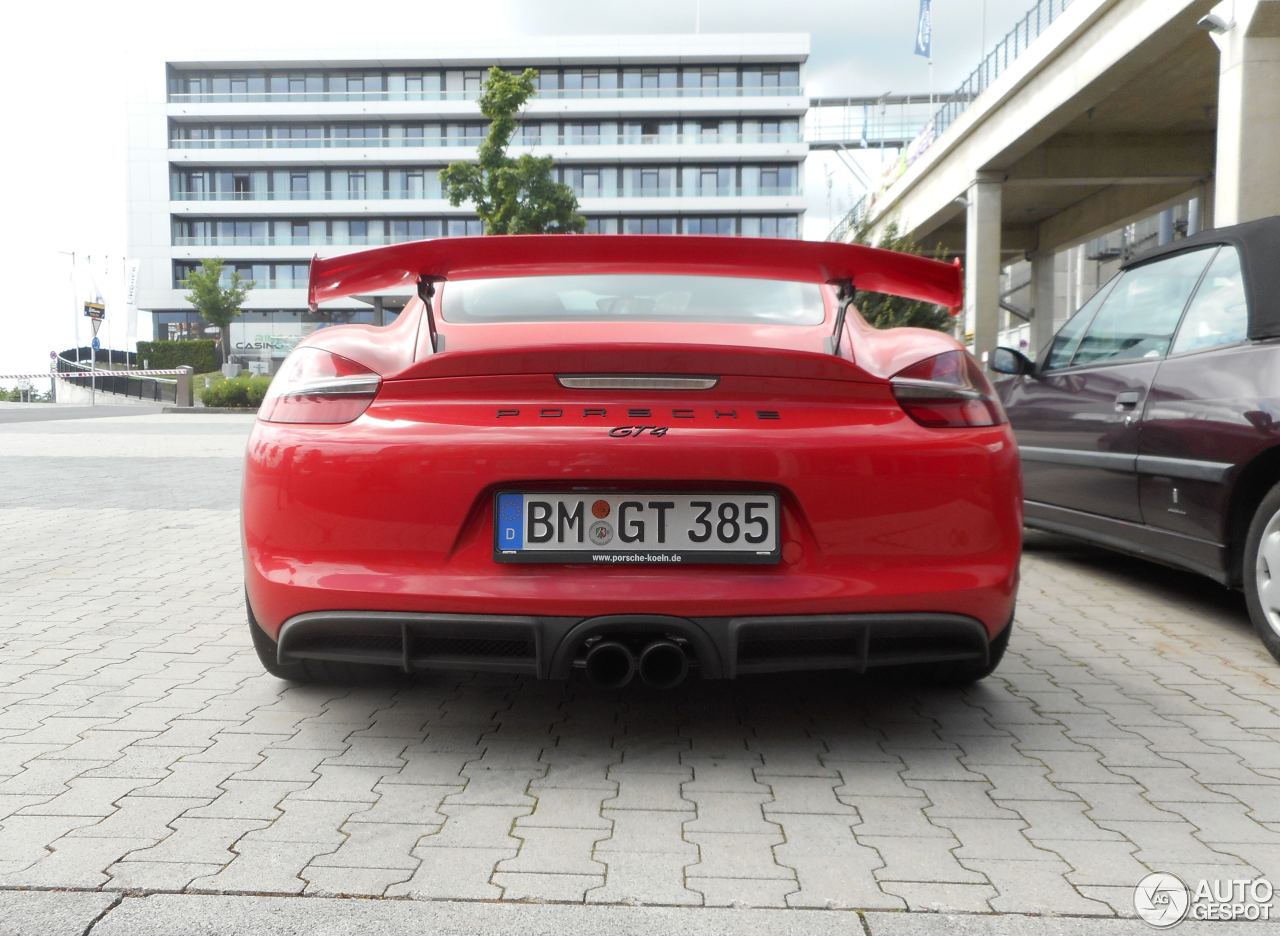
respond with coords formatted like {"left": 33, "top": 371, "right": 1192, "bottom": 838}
{"left": 1, "top": 413, "right": 1278, "bottom": 933}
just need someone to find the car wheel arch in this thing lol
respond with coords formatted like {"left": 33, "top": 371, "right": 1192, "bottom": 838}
{"left": 1225, "top": 445, "right": 1280, "bottom": 587}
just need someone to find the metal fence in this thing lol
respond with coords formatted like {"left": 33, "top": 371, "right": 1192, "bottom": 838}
{"left": 55, "top": 352, "right": 178, "bottom": 404}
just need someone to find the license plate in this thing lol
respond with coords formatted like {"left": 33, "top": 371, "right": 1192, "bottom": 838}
{"left": 493, "top": 492, "right": 780, "bottom": 564}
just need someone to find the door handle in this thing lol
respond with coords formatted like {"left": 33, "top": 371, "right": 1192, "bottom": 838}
{"left": 1114, "top": 391, "right": 1141, "bottom": 411}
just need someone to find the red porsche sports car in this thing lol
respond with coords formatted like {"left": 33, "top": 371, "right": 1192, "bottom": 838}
{"left": 242, "top": 236, "right": 1021, "bottom": 688}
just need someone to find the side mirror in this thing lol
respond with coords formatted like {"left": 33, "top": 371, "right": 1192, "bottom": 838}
{"left": 990, "top": 346, "right": 1034, "bottom": 377}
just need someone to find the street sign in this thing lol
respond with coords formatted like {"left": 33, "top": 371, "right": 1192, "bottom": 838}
{"left": 49, "top": 351, "right": 56, "bottom": 360}
{"left": 91, "top": 337, "right": 101, "bottom": 351}
{"left": 91, "top": 317, "right": 103, "bottom": 337}
{"left": 83, "top": 301, "right": 105, "bottom": 321}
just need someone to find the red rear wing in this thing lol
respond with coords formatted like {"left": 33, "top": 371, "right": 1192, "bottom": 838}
{"left": 307, "top": 235, "right": 963, "bottom": 314}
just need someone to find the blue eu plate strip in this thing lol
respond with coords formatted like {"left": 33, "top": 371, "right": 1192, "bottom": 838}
{"left": 496, "top": 494, "right": 525, "bottom": 550}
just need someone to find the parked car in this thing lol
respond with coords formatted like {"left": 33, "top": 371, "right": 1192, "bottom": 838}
{"left": 993, "top": 215, "right": 1280, "bottom": 662}
{"left": 242, "top": 235, "right": 1022, "bottom": 688}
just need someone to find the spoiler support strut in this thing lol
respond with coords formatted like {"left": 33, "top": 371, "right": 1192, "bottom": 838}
{"left": 417, "top": 277, "right": 440, "bottom": 353}
{"left": 826, "top": 278, "right": 855, "bottom": 356}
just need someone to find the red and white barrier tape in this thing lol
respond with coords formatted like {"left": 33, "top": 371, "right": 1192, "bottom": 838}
{"left": 0, "top": 369, "right": 189, "bottom": 379}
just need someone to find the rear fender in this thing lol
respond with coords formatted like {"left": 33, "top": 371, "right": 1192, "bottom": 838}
{"left": 293, "top": 297, "right": 424, "bottom": 378}
{"left": 846, "top": 311, "right": 967, "bottom": 380}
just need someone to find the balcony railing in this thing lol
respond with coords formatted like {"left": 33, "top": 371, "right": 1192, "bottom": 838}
{"left": 168, "top": 85, "right": 803, "bottom": 104}
{"left": 175, "top": 277, "right": 307, "bottom": 290}
{"left": 173, "top": 189, "right": 443, "bottom": 202}
{"left": 169, "top": 131, "right": 804, "bottom": 150}
{"left": 170, "top": 184, "right": 801, "bottom": 204}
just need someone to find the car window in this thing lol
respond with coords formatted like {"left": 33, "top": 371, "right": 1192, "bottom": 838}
{"left": 1042, "top": 276, "right": 1117, "bottom": 370}
{"left": 441, "top": 274, "right": 825, "bottom": 325}
{"left": 1171, "top": 246, "right": 1248, "bottom": 354}
{"left": 1071, "top": 249, "right": 1214, "bottom": 367}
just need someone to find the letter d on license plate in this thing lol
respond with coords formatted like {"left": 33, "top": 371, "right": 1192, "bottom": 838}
{"left": 493, "top": 492, "right": 780, "bottom": 565}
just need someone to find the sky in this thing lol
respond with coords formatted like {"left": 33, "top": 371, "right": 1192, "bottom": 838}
{"left": 0, "top": 0, "right": 1033, "bottom": 381}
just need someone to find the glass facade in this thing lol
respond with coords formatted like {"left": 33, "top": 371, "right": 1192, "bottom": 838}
{"left": 583, "top": 216, "right": 800, "bottom": 237}
{"left": 168, "top": 118, "right": 802, "bottom": 150}
{"left": 172, "top": 214, "right": 797, "bottom": 253}
{"left": 167, "top": 64, "right": 801, "bottom": 102}
{"left": 152, "top": 308, "right": 395, "bottom": 359}
{"left": 169, "top": 163, "right": 800, "bottom": 206}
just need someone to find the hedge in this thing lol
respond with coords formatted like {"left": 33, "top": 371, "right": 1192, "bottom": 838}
{"left": 201, "top": 375, "right": 272, "bottom": 409}
{"left": 135, "top": 340, "right": 219, "bottom": 373}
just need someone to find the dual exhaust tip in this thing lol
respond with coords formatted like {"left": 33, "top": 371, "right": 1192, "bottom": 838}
{"left": 584, "top": 639, "right": 689, "bottom": 689}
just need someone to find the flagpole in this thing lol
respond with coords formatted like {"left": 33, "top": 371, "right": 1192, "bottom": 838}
{"left": 915, "top": 0, "right": 934, "bottom": 110}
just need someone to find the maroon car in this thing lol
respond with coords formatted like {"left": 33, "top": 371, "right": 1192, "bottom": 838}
{"left": 993, "top": 215, "right": 1280, "bottom": 663}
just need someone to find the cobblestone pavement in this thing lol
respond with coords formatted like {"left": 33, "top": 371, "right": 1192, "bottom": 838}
{"left": 1, "top": 414, "right": 1278, "bottom": 932}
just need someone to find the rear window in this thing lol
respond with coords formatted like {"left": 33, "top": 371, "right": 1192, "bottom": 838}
{"left": 440, "top": 274, "right": 825, "bottom": 325}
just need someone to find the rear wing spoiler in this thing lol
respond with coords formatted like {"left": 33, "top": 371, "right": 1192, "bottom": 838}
{"left": 308, "top": 235, "right": 963, "bottom": 314}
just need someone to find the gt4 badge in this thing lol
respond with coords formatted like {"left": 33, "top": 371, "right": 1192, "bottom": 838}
{"left": 608, "top": 426, "right": 669, "bottom": 437}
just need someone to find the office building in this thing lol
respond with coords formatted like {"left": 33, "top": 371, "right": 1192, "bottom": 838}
{"left": 126, "top": 36, "right": 810, "bottom": 360}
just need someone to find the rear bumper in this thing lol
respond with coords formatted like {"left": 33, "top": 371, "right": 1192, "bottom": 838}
{"left": 268, "top": 608, "right": 996, "bottom": 679}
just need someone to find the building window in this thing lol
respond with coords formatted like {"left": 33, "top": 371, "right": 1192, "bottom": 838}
{"left": 683, "top": 217, "right": 735, "bottom": 235}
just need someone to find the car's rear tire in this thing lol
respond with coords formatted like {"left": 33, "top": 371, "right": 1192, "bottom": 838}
{"left": 247, "top": 599, "right": 395, "bottom": 683}
{"left": 1241, "top": 481, "right": 1280, "bottom": 663}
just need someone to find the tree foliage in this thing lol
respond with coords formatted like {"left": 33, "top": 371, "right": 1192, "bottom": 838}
{"left": 440, "top": 67, "right": 586, "bottom": 234}
{"left": 849, "top": 220, "right": 954, "bottom": 332}
{"left": 182, "top": 259, "right": 253, "bottom": 358}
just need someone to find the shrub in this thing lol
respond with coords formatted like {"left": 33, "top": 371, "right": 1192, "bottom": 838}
{"left": 201, "top": 375, "right": 272, "bottom": 408}
{"left": 136, "top": 340, "right": 220, "bottom": 373}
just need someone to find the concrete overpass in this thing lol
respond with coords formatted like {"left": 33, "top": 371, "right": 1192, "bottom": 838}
{"left": 856, "top": 0, "right": 1280, "bottom": 362}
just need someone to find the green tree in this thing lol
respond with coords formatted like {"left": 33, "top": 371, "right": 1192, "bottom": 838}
{"left": 440, "top": 67, "right": 586, "bottom": 234}
{"left": 850, "top": 219, "right": 954, "bottom": 332}
{"left": 183, "top": 258, "right": 253, "bottom": 360}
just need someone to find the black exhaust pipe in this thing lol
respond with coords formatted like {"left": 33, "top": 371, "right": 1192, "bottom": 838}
{"left": 584, "top": 640, "right": 636, "bottom": 689}
{"left": 638, "top": 640, "right": 689, "bottom": 689}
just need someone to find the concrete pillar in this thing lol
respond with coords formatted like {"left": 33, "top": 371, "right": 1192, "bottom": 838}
{"left": 1188, "top": 196, "right": 1203, "bottom": 236}
{"left": 176, "top": 366, "right": 194, "bottom": 408}
{"left": 1029, "top": 251, "right": 1057, "bottom": 360}
{"left": 965, "top": 172, "right": 1003, "bottom": 365}
{"left": 1211, "top": 0, "right": 1280, "bottom": 225}
{"left": 372, "top": 297, "right": 385, "bottom": 327}
{"left": 1158, "top": 209, "right": 1175, "bottom": 246}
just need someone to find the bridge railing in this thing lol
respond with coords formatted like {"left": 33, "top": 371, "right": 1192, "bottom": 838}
{"left": 832, "top": 0, "right": 1077, "bottom": 239}
{"left": 933, "top": 0, "right": 1075, "bottom": 141}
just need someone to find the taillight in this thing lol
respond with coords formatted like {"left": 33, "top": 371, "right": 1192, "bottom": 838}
{"left": 891, "top": 350, "right": 1007, "bottom": 428}
{"left": 258, "top": 348, "right": 381, "bottom": 424}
